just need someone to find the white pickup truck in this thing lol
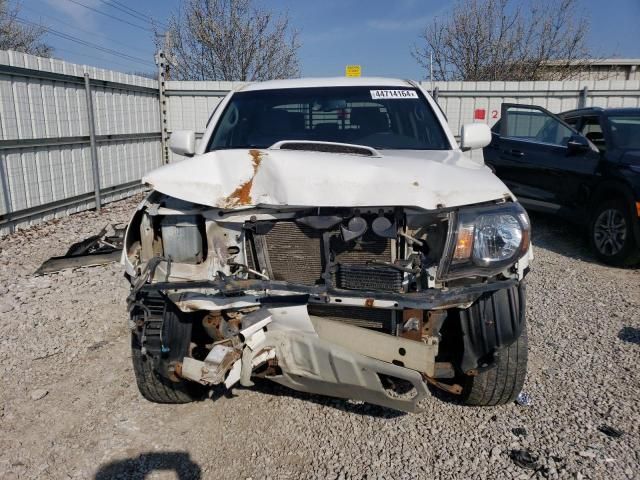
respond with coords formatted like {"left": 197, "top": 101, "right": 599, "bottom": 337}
{"left": 123, "top": 77, "right": 532, "bottom": 412}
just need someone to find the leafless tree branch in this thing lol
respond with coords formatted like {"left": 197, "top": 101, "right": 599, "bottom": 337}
{"left": 412, "top": 0, "right": 592, "bottom": 81}
{"left": 0, "top": 0, "right": 52, "bottom": 57}
{"left": 157, "top": 0, "right": 300, "bottom": 81}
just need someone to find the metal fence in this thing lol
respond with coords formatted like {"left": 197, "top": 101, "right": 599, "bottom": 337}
{"left": 164, "top": 80, "right": 243, "bottom": 163}
{"left": 3, "top": 49, "right": 640, "bottom": 235}
{"left": 0, "top": 51, "right": 162, "bottom": 235}
{"left": 164, "top": 78, "right": 640, "bottom": 163}
{"left": 428, "top": 79, "right": 640, "bottom": 136}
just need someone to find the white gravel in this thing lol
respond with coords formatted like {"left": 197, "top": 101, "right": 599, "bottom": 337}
{"left": 0, "top": 196, "right": 638, "bottom": 479}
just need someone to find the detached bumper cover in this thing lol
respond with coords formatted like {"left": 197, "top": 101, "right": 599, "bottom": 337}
{"left": 262, "top": 330, "right": 430, "bottom": 413}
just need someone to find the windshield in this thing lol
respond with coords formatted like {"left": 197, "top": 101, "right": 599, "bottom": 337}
{"left": 207, "top": 86, "right": 450, "bottom": 151}
{"left": 608, "top": 115, "right": 640, "bottom": 149}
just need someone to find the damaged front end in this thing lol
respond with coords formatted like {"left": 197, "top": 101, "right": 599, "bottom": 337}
{"left": 124, "top": 191, "right": 531, "bottom": 412}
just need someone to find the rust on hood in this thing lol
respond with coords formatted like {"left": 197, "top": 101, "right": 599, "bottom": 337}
{"left": 223, "top": 149, "right": 265, "bottom": 207}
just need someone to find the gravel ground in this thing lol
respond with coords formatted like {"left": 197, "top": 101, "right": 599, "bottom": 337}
{"left": 0, "top": 196, "right": 638, "bottom": 480}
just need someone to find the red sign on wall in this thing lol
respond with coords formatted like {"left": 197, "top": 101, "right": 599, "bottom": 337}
{"left": 474, "top": 108, "right": 486, "bottom": 120}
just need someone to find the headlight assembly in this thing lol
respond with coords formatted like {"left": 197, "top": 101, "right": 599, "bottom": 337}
{"left": 438, "top": 202, "right": 530, "bottom": 280}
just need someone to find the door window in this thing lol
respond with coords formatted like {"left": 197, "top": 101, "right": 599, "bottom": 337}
{"left": 579, "top": 116, "right": 606, "bottom": 151}
{"left": 502, "top": 105, "right": 574, "bottom": 147}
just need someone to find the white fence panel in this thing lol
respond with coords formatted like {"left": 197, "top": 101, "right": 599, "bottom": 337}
{"left": 3, "top": 54, "right": 640, "bottom": 237}
{"left": 0, "top": 51, "right": 162, "bottom": 235}
{"left": 164, "top": 78, "right": 640, "bottom": 165}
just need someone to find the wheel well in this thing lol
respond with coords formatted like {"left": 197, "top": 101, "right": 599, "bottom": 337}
{"left": 589, "top": 183, "right": 634, "bottom": 214}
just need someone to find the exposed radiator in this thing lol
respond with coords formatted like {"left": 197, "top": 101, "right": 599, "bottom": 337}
{"left": 336, "top": 264, "right": 402, "bottom": 291}
{"left": 246, "top": 220, "right": 398, "bottom": 290}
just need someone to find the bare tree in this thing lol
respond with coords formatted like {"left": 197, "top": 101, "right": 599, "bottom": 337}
{"left": 159, "top": 0, "right": 300, "bottom": 81}
{"left": 0, "top": 0, "right": 52, "bottom": 57}
{"left": 413, "top": 0, "right": 591, "bottom": 81}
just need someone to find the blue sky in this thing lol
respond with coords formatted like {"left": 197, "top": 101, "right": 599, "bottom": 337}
{"left": 21, "top": 0, "right": 640, "bottom": 78}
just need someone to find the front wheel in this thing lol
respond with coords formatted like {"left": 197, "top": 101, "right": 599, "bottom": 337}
{"left": 461, "top": 327, "right": 528, "bottom": 406}
{"left": 131, "top": 293, "right": 206, "bottom": 404}
{"left": 590, "top": 200, "right": 640, "bottom": 267}
{"left": 454, "top": 285, "right": 528, "bottom": 406}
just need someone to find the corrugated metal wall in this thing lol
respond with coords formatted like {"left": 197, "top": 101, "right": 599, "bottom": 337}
{"left": 164, "top": 80, "right": 243, "bottom": 163}
{"left": 426, "top": 79, "right": 640, "bottom": 135}
{"left": 3, "top": 53, "right": 640, "bottom": 236}
{"left": 0, "top": 51, "right": 162, "bottom": 235}
{"left": 164, "top": 78, "right": 640, "bottom": 164}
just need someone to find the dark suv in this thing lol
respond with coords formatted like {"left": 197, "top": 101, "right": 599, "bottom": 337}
{"left": 484, "top": 105, "right": 640, "bottom": 266}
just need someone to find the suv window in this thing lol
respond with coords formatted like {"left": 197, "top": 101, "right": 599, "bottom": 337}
{"left": 608, "top": 115, "right": 640, "bottom": 150}
{"left": 580, "top": 116, "right": 606, "bottom": 152}
{"left": 208, "top": 86, "right": 450, "bottom": 151}
{"left": 504, "top": 106, "right": 573, "bottom": 147}
{"left": 564, "top": 116, "right": 580, "bottom": 128}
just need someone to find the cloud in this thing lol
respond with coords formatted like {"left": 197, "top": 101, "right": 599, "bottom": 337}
{"left": 366, "top": 15, "right": 433, "bottom": 31}
{"left": 303, "top": 26, "right": 356, "bottom": 44}
{"left": 43, "top": 0, "right": 100, "bottom": 28}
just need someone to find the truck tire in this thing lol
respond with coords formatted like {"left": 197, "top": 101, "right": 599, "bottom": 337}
{"left": 461, "top": 326, "right": 528, "bottom": 406}
{"left": 457, "top": 285, "right": 528, "bottom": 406}
{"left": 131, "top": 293, "right": 206, "bottom": 404}
{"left": 590, "top": 199, "right": 640, "bottom": 267}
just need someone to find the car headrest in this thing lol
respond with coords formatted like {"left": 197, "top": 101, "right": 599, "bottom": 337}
{"left": 350, "top": 107, "right": 389, "bottom": 134}
{"left": 255, "top": 109, "right": 294, "bottom": 133}
{"left": 585, "top": 131, "right": 604, "bottom": 142}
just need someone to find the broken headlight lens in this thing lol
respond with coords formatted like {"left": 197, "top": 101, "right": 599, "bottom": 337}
{"left": 439, "top": 202, "right": 530, "bottom": 280}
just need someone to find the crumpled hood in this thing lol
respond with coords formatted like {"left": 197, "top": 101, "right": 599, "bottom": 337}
{"left": 143, "top": 148, "right": 512, "bottom": 210}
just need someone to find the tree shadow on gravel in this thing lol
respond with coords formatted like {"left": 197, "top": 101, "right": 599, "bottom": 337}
{"left": 244, "top": 378, "right": 406, "bottom": 418}
{"left": 528, "top": 211, "right": 638, "bottom": 269}
{"left": 618, "top": 326, "right": 640, "bottom": 344}
{"left": 94, "top": 451, "right": 201, "bottom": 480}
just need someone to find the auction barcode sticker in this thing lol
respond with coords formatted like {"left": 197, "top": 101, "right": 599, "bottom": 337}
{"left": 370, "top": 89, "right": 418, "bottom": 99}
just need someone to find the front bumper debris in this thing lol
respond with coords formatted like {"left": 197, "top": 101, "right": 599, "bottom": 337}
{"left": 35, "top": 224, "right": 125, "bottom": 275}
{"left": 176, "top": 307, "right": 434, "bottom": 412}
{"left": 131, "top": 278, "right": 518, "bottom": 411}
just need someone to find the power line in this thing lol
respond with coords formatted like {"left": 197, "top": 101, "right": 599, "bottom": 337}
{"left": 16, "top": 18, "right": 155, "bottom": 67}
{"left": 98, "top": 0, "right": 169, "bottom": 30}
{"left": 18, "top": 3, "right": 155, "bottom": 57}
{"left": 52, "top": 45, "right": 155, "bottom": 73}
{"left": 63, "top": 0, "right": 153, "bottom": 32}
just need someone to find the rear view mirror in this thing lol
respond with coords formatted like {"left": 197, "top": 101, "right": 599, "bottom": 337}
{"left": 169, "top": 130, "right": 196, "bottom": 157}
{"left": 566, "top": 134, "right": 590, "bottom": 154}
{"left": 460, "top": 123, "right": 491, "bottom": 151}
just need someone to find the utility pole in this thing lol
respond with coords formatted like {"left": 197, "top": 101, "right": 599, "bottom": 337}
{"left": 155, "top": 40, "right": 169, "bottom": 164}
{"left": 83, "top": 72, "right": 101, "bottom": 211}
{"left": 430, "top": 50, "right": 434, "bottom": 95}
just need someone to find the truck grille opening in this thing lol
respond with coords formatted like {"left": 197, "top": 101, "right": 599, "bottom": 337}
{"left": 246, "top": 220, "right": 398, "bottom": 290}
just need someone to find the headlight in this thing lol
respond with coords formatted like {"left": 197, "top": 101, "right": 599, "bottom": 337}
{"left": 438, "top": 202, "right": 530, "bottom": 280}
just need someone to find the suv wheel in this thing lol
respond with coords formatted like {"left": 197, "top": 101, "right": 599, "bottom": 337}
{"left": 590, "top": 200, "right": 640, "bottom": 267}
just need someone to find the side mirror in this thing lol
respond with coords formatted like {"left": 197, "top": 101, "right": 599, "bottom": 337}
{"left": 566, "top": 134, "right": 590, "bottom": 154}
{"left": 169, "top": 130, "right": 196, "bottom": 157}
{"left": 460, "top": 123, "right": 491, "bottom": 151}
